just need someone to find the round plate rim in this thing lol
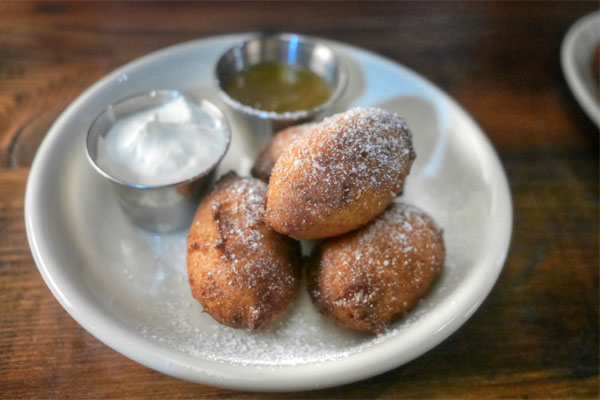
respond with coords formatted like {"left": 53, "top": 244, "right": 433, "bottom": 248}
{"left": 25, "top": 33, "right": 513, "bottom": 391}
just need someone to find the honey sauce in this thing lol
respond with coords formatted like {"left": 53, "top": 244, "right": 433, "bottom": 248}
{"left": 224, "top": 62, "right": 332, "bottom": 113}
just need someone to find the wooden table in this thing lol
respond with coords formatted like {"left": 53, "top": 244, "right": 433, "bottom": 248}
{"left": 1, "top": 2, "right": 598, "bottom": 398}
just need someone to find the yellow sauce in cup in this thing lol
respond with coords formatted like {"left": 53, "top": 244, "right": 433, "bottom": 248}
{"left": 224, "top": 62, "right": 332, "bottom": 113}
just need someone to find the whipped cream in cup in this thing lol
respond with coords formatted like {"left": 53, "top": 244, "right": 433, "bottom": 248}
{"left": 86, "top": 90, "right": 231, "bottom": 232}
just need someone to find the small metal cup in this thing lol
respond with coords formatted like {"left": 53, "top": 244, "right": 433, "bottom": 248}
{"left": 85, "top": 90, "right": 231, "bottom": 232}
{"left": 215, "top": 33, "right": 348, "bottom": 134}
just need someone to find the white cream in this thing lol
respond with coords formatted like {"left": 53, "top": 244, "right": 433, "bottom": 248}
{"left": 97, "top": 96, "right": 228, "bottom": 186}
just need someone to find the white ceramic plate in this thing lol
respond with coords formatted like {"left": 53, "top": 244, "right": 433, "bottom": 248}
{"left": 25, "top": 34, "right": 512, "bottom": 391}
{"left": 561, "top": 11, "right": 600, "bottom": 127}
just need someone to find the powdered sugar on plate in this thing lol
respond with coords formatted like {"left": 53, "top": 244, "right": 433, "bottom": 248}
{"left": 73, "top": 110, "right": 483, "bottom": 368}
{"left": 101, "top": 190, "right": 467, "bottom": 367}
{"left": 133, "top": 240, "right": 440, "bottom": 367}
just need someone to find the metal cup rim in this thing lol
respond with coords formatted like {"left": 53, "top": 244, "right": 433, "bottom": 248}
{"left": 214, "top": 32, "right": 348, "bottom": 121}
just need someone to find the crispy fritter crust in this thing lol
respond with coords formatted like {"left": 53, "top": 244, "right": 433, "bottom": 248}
{"left": 187, "top": 172, "right": 301, "bottom": 330}
{"left": 307, "top": 202, "right": 444, "bottom": 334}
{"left": 251, "top": 123, "right": 316, "bottom": 183}
{"left": 266, "top": 108, "right": 415, "bottom": 240}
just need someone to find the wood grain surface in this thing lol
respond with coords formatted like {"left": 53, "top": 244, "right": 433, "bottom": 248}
{"left": 1, "top": 2, "right": 598, "bottom": 399}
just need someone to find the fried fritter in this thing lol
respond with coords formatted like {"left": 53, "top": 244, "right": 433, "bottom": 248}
{"left": 307, "top": 202, "right": 444, "bottom": 334}
{"left": 266, "top": 108, "right": 415, "bottom": 240}
{"left": 251, "top": 123, "right": 316, "bottom": 182}
{"left": 187, "top": 172, "right": 301, "bottom": 330}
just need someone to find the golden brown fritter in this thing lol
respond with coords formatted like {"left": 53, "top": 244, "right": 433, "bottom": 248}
{"left": 187, "top": 172, "right": 301, "bottom": 330}
{"left": 251, "top": 123, "right": 316, "bottom": 182}
{"left": 307, "top": 202, "right": 444, "bottom": 334}
{"left": 266, "top": 108, "right": 415, "bottom": 240}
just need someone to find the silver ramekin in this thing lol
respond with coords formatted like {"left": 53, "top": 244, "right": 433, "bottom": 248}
{"left": 215, "top": 33, "right": 348, "bottom": 134}
{"left": 85, "top": 90, "right": 231, "bottom": 232}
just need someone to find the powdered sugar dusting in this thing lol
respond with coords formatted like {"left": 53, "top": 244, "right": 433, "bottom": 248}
{"left": 187, "top": 174, "right": 300, "bottom": 329}
{"left": 309, "top": 202, "right": 444, "bottom": 333}
{"left": 210, "top": 175, "right": 267, "bottom": 250}
{"left": 268, "top": 108, "right": 415, "bottom": 236}
{"left": 78, "top": 176, "right": 474, "bottom": 367}
{"left": 291, "top": 107, "right": 412, "bottom": 194}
